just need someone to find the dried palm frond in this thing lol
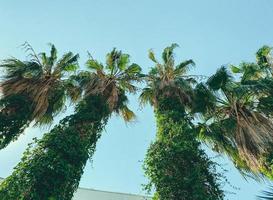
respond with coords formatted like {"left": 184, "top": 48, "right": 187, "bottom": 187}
{"left": 76, "top": 48, "right": 142, "bottom": 122}
{"left": 196, "top": 63, "right": 273, "bottom": 178}
{"left": 212, "top": 96, "right": 273, "bottom": 173}
{"left": 191, "top": 45, "right": 273, "bottom": 182}
{"left": 0, "top": 43, "right": 79, "bottom": 124}
{"left": 234, "top": 111, "right": 273, "bottom": 171}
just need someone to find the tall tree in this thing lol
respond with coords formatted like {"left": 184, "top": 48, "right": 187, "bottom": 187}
{"left": 140, "top": 44, "right": 224, "bottom": 200}
{"left": 0, "top": 43, "right": 79, "bottom": 150}
{"left": 0, "top": 49, "right": 142, "bottom": 200}
{"left": 195, "top": 46, "right": 273, "bottom": 179}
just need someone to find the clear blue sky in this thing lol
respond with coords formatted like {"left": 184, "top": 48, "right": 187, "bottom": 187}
{"left": 0, "top": 1, "right": 273, "bottom": 199}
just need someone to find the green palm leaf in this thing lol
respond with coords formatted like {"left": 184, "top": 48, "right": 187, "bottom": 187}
{"left": 140, "top": 44, "right": 195, "bottom": 109}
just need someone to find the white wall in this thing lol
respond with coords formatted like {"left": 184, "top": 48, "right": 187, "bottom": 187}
{"left": 73, "top": 188, "right": 150, "bottom": 200}
{"left": 0, "top": 178, "right": 151, "bottom": 200}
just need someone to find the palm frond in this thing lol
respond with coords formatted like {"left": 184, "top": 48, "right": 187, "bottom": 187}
{"left": 86, "top": 58, "right": 104, "bottom": 71}
{"left": 148, "top": 49, "right": 158, "bottom": 63}
{"left": 118, "top": 53, "right": 130, "bottom": 70}
{"left": 54, "top": 52, "right": 79, "bottom": 75}
{"left": 141, "top": 44, "right": 196, "bottom": 110}
{"left": 174, "top": 59, "right": 195, "bottom": 75}
{"left": 21, "top": 42, "right": 42, "bottom": 65}
{"left": 47, "top": 43, "right": 57, "bottom": 70}
{"left": 120, "top": 105, "right": 136, "bottom": 122}
{"left": 192, "top": 83, "right": 216, "bottom": 114}
{"left": 82, "top": 49, "right": 142, "bottom": 120}
{"left": 239, "top": 62, "right": 263, "bottom": 81}
{"left": 256, "top": 45, "right": 272, "bottom": 69}
{"left": 162, "top": 43, "right": 179, "bottom": 64}
{"left": 0, "top": 44, "right": 79, "bottom": 124}
{"left": 64, "top": 77, "right": 83, "bottom": 103}
{"left": 139, "top": 87, "right": 155, "bottom": 107}
{"left": 258, "top": 186, "right": 273, "bottom": 200}
{"left": 207, "top": 66, "right": 232, "bottom": 90}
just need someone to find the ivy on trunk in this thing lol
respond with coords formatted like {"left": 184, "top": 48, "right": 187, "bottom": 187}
{"left": 0, "top": 95, "right": 110, "bottom": 200}
{"left": 144, "top": 97, "right": 224, "bottom": 200}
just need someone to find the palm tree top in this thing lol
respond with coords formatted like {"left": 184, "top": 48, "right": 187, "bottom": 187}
{"left": 230, "top": 45, "right": 273, "bottom": 82}
{"left": 0, "top": 42, "right": 79, "bottom": 124}
{"left": 148, "top": 43, "right": 195, "bottom": 83}
{"left": 73, "top": 48, "right": 142, "bottom": 121}
{"left": 140, "top": 43, "right": 195, "bottom": 108}
{"left": 197, "top": 64, "right": 273, "bottom": 176}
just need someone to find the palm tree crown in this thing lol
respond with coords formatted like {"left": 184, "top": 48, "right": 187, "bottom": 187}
{"left": 74, "top": 48, "right": 142, "bottom": 121}
{"left": 196, "top": 46, "right": 273, "bottom": 178}
{"left": 0, "top": 43, "right": 79, "bottom": 124}
{"left": 140, "top": 43, "right": 195, "bottom": 109}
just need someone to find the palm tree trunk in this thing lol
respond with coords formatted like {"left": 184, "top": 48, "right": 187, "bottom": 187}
{"left": 0, "top": 95, "right": 33, "bottom": 149}
{"left": 144, "top": 97, "right": 224, "bottom": 200}
{"left": 0, "top": 95, "right": 110, "bottom": 200}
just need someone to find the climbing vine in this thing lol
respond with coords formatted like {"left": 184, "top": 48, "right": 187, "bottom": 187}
{"left": 0, "top": 95, "right": 110, "bottom": 200}
{"left": 0, "top": 95, "right": 33, "bottom": 149}
{"left": 144, "top": 97, "right": 224, "bottom": 200}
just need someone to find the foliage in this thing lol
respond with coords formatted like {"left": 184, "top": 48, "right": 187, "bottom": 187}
{"left": 0, "top": 43, "right": 79, "bottom": 150}
{"left": 75, "top": 48, "right": 142, "bottom": 120}
{"left": 194, "top": 46, "right": 273, "bottom": 180}
{"left": 0, "top": 96, "right": 110, "bottom": 200}
{"left": 144, "top": 97, "right": 224, "bottom": 200}
{"left": 1, "top": 43, "right": 79, "bottom": 123}
{"left": 140, "top": 43, "right": 195, "bottom": 109}
{"left": 141, "top": 45, "right": 224, "bottom": 199}
{"left": 0, "top": 48, "right": 142, "bottom": 199}
{"left": 0, "top": 95, "right": 33, "bottom": 149}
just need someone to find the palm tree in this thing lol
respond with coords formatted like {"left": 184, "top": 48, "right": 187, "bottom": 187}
{"left": 140, "top": 44, "right": 224, "bottom": 200}
{"left": 232, "top": 46, "right": 273, "bottom": 199}
{"left": 0, "top": 43, "right": 79, "bottom": 150}
{"left": 195, "top": 46, "right": 273, "bottom": 179}
{"left": 0, "top": 49, "right": 142, "bottom": 200}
